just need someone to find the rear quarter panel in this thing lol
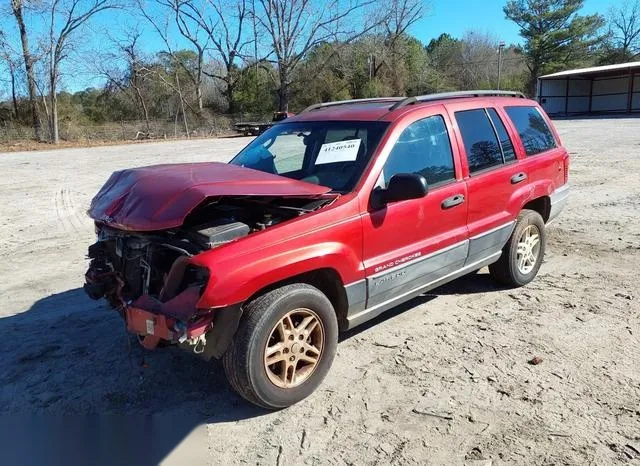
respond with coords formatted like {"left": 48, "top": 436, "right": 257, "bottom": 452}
{"left": 497, "top": 103, "right": 569, "bottom": 205}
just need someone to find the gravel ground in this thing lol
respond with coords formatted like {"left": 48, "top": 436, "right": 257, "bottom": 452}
{"left": 0, "top": 119, "right": 638, "bottom": 465}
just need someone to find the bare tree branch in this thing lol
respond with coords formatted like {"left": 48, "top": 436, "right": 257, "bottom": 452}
{"left": 44, "top": 0, "right": 120, "bottom": 143}
{"left": 255, "top": 0, "right": 389, "bottom": 111}
{"left": 608, "top": 0, "right": 640, "bottom": 56}
{"left": 138, "top": 0, "right": 211, "bottom": 110}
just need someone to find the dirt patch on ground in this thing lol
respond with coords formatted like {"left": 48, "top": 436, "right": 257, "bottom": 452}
{"left": 0, "top": 119, "right": 638, "bottom": 464}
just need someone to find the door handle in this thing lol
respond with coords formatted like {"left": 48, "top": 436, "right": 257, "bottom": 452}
{"left": 511, "top": 172, "right": 527, "bottom": 184}
{"left": 441, "top": 194, "right": 465, "bottom": 209}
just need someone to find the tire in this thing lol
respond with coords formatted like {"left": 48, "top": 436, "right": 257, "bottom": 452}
{"left": 222, "top": 283, "right": 338, "bottom": 409}
{"left": 489, "top": 209, "right": 546, "bottom": 287}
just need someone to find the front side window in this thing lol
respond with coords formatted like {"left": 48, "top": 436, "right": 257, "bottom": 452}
{"left": 230, "top": 120, "right": 389, "bottom": 192}
{"left": 379, "top": 115, "right": 456, "bottom": 188}
{"left": 505, "top": 106, "right": 557, "bottom": 156}
{"left": 455, "top": 109, "right": 504, "bottom": 173}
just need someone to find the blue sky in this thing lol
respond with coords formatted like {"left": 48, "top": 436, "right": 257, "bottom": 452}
{"left": 3, "top": 0, "right": 614, "bottom": 93}
{"left": 88, "top": 0, "right": 612, "bottom": 53}
{"left": 411, "top": 0, "right": 610, "bottom": 46}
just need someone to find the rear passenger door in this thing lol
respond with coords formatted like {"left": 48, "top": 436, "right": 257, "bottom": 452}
{"left": 449, "top": 104, "right": 523, "bottom": 265}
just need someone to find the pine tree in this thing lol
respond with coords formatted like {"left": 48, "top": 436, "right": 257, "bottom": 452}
{"left": 504, "top": 0, "right": 604, "bottom": 96}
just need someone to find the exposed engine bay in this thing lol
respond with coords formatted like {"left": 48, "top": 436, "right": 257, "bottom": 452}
{"left": 85, "top": 195, "right": 331, "bottom": 309}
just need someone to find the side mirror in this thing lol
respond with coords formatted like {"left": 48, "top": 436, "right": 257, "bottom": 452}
{"left": 371, "top": 173, "right": 428, "bottom": 209}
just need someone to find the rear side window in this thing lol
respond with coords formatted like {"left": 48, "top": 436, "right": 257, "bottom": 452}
{"left": 455, "top": 109, "right": 503, "bottom": 173}
{"left": 380, "top": 115, "right": 455, "bottom": 187}
{"left": 487, "top": 108, "right": 516, "bottom": 162}
{"left": 505, "top": 106, "right": 556, "bottom": 156}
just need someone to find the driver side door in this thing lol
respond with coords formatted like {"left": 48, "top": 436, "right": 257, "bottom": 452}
{"left": 360, "top": 113, "right": 469, "bottom": 313}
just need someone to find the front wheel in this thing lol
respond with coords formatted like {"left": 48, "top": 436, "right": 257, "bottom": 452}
{"left": 489, "top": 209, "right": 546, "bottom": 287}
{"left": 222, "top": 284, "right": 338, "bottom": 409}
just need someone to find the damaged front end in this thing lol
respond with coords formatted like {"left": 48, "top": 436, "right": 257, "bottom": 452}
{"left": 84, "top": 192, "right": 333, "bottom": 357}
{"left": 84, "top": 225, "right": 214, "bottom": 352}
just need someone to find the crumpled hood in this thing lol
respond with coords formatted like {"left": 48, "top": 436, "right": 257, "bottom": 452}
{"left": 88, "top": 162, "right": 331, "bottom": 231}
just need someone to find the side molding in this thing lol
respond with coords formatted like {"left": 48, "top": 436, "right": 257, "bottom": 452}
{"left": 466, "top": 221, "right": 515, "bottom": 266}
{"left": 345, "top": 279, "right": 367, "bottom": 316}
{"left": 346, "top": 252, "right": 501, "bottom": 329}
{"left": 366, "top": 241, "right": 469, "bottom": 309}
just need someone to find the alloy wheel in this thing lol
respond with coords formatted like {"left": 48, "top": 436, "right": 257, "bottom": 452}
{"left": 516, "top": 224, "right": 541, "bottom": 275}
{"left": 263, "top": 308, "right": 325, "bottom": 388}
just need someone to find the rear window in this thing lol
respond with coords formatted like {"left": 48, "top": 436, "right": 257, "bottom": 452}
{"left": 505, "top": 106, "right": 556, "bottom": 156}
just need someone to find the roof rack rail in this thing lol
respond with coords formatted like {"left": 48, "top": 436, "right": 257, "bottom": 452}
{"left": 300, "top": 97, "right": 404, "bottom": 113}
{"left": 389, "top": 90, "right": 526, "bottom": 111}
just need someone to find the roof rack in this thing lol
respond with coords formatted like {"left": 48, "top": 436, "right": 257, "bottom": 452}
{"left": 300, "top": 97, "right": 404, "bottom": 113}
{"left": 298, "top": 91, "right": 526, "bottom": 114}
{"left": 389, "top": 90, "right": 526, "bottom": 111}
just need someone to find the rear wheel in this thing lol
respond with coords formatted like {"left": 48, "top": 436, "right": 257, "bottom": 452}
{"left": 222, "top": 283, "right": 338, "bottom": 409}
{"left": 489, "top": 209, "right": 546, "bottom": 287}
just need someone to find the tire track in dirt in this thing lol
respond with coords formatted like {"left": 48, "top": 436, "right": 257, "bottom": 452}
{"left": 53, "top": 186, "right": 87, "bottom": 233}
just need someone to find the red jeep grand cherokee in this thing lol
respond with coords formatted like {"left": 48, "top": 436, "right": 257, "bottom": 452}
{"left": 84, "top": 91, "right": 569, "bottom": 408}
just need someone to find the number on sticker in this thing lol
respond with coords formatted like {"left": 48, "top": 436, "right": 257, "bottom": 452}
{"left": 315, "top": 139, "right": 361, "bottom": 164}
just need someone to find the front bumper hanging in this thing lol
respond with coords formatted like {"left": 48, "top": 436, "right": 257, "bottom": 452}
{"left": 124, "top": 288, "right": 213, "bottom": 350}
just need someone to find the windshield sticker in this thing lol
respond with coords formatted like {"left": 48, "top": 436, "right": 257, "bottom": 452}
{"left": 315, "top": 139, "right": 361, "bottom": 165}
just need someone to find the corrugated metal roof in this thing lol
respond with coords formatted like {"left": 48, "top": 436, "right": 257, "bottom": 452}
{"left": 539, "top": 61, "right": 640, "bottom": 79}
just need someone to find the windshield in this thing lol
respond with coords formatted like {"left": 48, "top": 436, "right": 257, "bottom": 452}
{"left": 230, "top": 120, "right": 389, "bottom": 192}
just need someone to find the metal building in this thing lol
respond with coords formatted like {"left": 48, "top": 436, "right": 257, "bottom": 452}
{"left": 537, "top": 62, "right": 640, "bottom": 115}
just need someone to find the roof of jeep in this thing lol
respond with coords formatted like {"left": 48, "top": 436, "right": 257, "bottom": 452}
{"left": 286, "top": 94, "right": 537, "bottom": 123}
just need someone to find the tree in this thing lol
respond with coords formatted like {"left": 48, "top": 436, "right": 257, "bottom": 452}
{"left": 98, "top": 29, "right": 154, "bottom": 131}
{"left": 255, "top": 0, "right": 385, "bottom": 111}
{"left": 190, "top": 0, "right": 251, "bottom": 113}
{"left": 424, "top": 32, "right": 527, "bottom": 93}
{"left": 234, "top": 61, "right": 276, "bottom": 114}
{"left": 11, "top": 0, "right": 42, "bottom": 140}
{"left": 144, "top": 0, "right": 253, "bottom": 113}
{"left": 45, "top": 0, "right": 119, "bottom": 143}
{"left": 293, "top": 42, "right": 352, "bottom": 108}
{"left": 599, "top": 0, "right": 640, "bottom": 63}
{"left": 153, "top": 51, "right": 204, "bottom": 136}
{"left": 457, "top": 31, "right": 513, "bottom": 90}
{"left": 383, "top": 0, "right": 425, "bottom": 94}
{"left": 338, "top": 37, "right": 385, "bottom": 97}
{"left": 351, "top": 33, "right": 428, "bottom": 96}
{"left": 504, "top": 0, "right": 604, "bottom": 96}
{"left": 0, "top": 31, "right": 22, "bottom": 118}
{"left": 425, "top": 33, "right": 462, "bottom": 92}
{"left": 138, "top": 0, "right": 210, "bottom": 112}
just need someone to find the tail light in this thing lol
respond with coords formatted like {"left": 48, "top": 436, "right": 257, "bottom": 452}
{"left": 563, "top": 153, "right": 569, "bottom": 184}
